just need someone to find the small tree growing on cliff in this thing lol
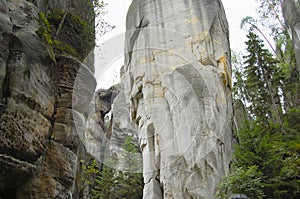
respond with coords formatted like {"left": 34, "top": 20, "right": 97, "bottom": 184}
{"left": 115, "top": 136, "right": 143, "bottom": 198}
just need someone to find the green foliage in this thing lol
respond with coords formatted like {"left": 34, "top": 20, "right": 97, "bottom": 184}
{"left": 36, "top": 9, "right": 95, "bottom": 61}
{"left": 81, "top": 136, "right": 143, "bottom": 199}
{"left": 37, "top": 12, "right": 56, "bottom": 61}
{"left": 92, "top": 160, "right": 118, "bottom": 199}
{"left": 219, "top": 109, "right": 300, "bottom": 198}
{"left": 240, "top": 0, "right": 300, "bottom": 109}
{"left": 37, "top": 12, "right": 53, "bottom": 45}
{"left": 227, "top": 2, "right": 300, "bottom": 196}
{"left": 217, "top": 165, "right": 265, "bottom": 199}
{"left": 81, "top": 158, "right": 101, "bottom": 187}
{"left": 74, "top": 14, "right": 94, "bottom": 56}
{"left": 116, "top": 136, "right": 143, "bottom": 199}
{"left": 232, "top": 51, "right": 247, "bottom": 103}
{"left": 92, "top": 0, "right": 115, "bottom": 38}
{"left": 37, "top": 11, "right": 77, "bottom": 59}
{"left": 53, "top": 39, "right": 79, "bottom": 58}
{"left": 120, "top": 135, "right": 142, "bottom": 173}
{"left": 243, "top": 31, "right": 282, "bottom": 124}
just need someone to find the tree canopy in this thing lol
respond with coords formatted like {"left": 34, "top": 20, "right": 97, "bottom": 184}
{"left": 218, "top": 1, "right": 300, "bottom": 198}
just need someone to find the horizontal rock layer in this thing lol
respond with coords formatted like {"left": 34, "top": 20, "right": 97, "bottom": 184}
{"left": 0, "top": 0, "right": 95, "bottom": 198}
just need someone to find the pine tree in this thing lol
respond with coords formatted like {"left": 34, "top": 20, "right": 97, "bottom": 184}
{"left": 92, "top": 161, "right": 118, "bottom": 199}
{"left": 82, "top": 136, "right": 144, "bottom": 199}
{"left": 222, "top": 2, "right": 300, "bottom": 199}
{"left": 243, "top": 32, "right": 282, "bottom": 124}
{"left": 218, "top": 109, "right": 300, "bottom": 198}
{"left": 115, "top": 135, "right": 144, "bottom": 199}
{"left": 222, "top": 30, "right": 300, "bottom": 199}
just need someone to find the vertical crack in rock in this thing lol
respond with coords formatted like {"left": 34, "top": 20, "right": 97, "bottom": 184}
{"left": 127, "top": 16, "right": 150, "bottom": 67}
{"left": 41, "top": 99, "right": 58, "bottom": 164}
{"left": 1, "top": 31, "right": 16, "bottom": 111}
{"left": 1, "top": 50, "right": 12, "bottom": 108}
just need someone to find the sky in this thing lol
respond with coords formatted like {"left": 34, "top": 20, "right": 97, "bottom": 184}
{"left": 95, "top": 0, "right": 260, "bottom": 89}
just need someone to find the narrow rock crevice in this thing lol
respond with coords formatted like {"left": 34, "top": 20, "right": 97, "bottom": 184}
{"left": 35, "top": 99, "right": 58, "bottom": 174}
{"left": 1, "top": 35, "right": 16, "bottom": 109}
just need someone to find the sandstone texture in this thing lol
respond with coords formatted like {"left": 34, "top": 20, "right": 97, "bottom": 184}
{"left": 85, "top": 84, "right": 142, "bottom": 172}
{"left": 0, "top": 0, "right": 95, "bottom": 198}
{"left": 124, "top": 0, "right": 234, "bottom": 198}
{"left": 283, "top": 0, "right": 300, "bottom": 74}
{"left": 84, "top": 88, "right": 118, "bottom": 164}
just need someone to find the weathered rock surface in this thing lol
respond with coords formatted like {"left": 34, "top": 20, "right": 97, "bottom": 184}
{"left": 85, "top": 84, "right": 142, "bottom": 172}
{"left": 124, "top": 0, "right": 233, "bottom": 198}
{"left": 0, "top": 0, "right": 95, "bottom": 198}
{"left": 84, "top": 88, "right": 118, "bottom": 162}
{"left": 283, "top": 0, "right": 300, "bottom": 74}
{"left": 233, "top": 100, "right": 248, "bottom": 132}
{"left": 109, "top": 84, "right": 142, "bottom": 171}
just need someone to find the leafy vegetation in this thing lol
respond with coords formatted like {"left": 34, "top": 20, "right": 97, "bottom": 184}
{"left": 81, "top": 136, "right": 143, "bottom": 199}
{"left": 37, "top": 10, "right": 92, "bottom": 60}
{"left": 36, "top": 0, "right": 113, "bottom": 61}
{"left": 218, "top": 165, "right": 265, "bottom": 199}
{"left": 218, "top": 0, "right": 300, "bottom": 198}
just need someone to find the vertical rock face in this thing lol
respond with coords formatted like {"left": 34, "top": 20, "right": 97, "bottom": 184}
{"left": 85, "top": 88, "right": 118, "bottom": 163}
{"left": 0, "top": 0, "right": 95, "bottom": 198}
{"left": 282, "top": 0, "right": 300, "bottom": 74}
{"left": 124, "top": 0, "right": 233, "bottom": 198}
{"left": 85, "top": 84, "right": 142, "bottom": 172}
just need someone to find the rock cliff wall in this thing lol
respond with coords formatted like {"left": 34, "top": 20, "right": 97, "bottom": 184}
{"left": 124, "top": 0, "right": 233, "bottom": 198}
{"left": 282, "top": 0, "right": 300, "bottom": 75}
{"left": 0, "top": 0, "right": 95, "bottom": 198}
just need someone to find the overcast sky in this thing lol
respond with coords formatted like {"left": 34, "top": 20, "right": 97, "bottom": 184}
{"left": 96, "top": 0, "right": 259, "bottom": 89}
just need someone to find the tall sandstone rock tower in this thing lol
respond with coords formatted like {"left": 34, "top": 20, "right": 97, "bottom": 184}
{"left": 123, "top": 0, "right": 234, "bottom": 198}
{"left": 282, "top": 0, "right": 300, "bottom": 75}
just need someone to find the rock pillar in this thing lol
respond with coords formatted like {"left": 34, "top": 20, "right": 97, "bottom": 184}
{"left": 124, "top": 0, "right": 233, "bottom": 198}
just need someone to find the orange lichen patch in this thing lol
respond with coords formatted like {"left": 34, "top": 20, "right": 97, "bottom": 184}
{"left": 185, "top": 17, "right": 198, "bottom": 25}
{"left": 192, "top": 31, "right": 211, "bottom": 43}
{"left": 154, "top": 87, "right": 165, "bottom": 98}
{"left": 156, "top": 134, "right": 160, "bottom": 146}
{"left": 217, "top": 55, "right": 232, "bottom": 88}
{"left": 221, "top": 71, "right": 227, "bottom": 87}
{"left": 218, "top": 55, "right": 226, "bottom": 69}
{"left": 138, "top": 57, "right": 156, "bottom": 65}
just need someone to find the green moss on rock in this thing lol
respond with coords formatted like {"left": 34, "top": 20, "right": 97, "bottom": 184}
{"left": 36, "top": 10, "right": 95, "bottom": 61}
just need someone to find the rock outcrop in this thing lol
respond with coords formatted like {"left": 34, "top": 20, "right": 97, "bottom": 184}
{"left": 0, "top": 0, "right": 95, "bottom": 198}
{"left": 84, "top": 88, "right": 118, "bottom": 164}
{"left": 85, "top": 84, "right": 142, "bottom": 172}
{"left": 124, "top": 0, "right": 233, "bottom": 198}
{"left": 282, "top": 0, "right": 300, "bottom": 75}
